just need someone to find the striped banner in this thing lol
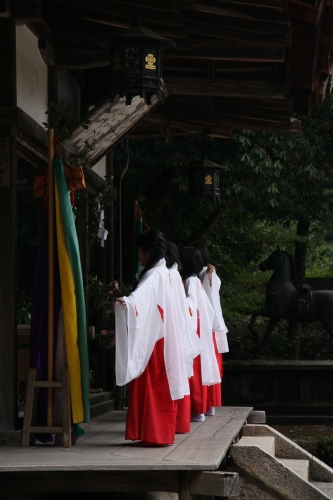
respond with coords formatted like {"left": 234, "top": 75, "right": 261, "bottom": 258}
{"left": 54, "top": 156, "right": 90, "bottom": 423}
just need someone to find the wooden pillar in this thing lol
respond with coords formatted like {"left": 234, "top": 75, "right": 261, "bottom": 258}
{"left": 0, "top": 17, "right": 18, "bottom": 431}
{"left": 105, "top": 150, "right": 114, "bottom": 279}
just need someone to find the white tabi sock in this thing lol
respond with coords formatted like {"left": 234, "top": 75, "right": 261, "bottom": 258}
{"left": 190, "top": 412, "right": 205, "bottom": 422}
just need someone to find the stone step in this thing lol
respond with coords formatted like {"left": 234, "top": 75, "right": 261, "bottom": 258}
{"left": 278, "top": 459, "right": 309, "bottom": 481}
{"left": 238, "top": 436, "right": 275, "bottom": 456}
{"left": 89, "top": 391, "right": 114, "bottom": 406}
{"left": 311, "top": 482, "right": 333, "bottom": 499}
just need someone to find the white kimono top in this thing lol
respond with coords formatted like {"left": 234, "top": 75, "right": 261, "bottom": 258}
{"left": 199, "top": 267, "right": 229, "bottom": 354}
{"left": 169, "top": 264, "right": 202, "bottom": 378}
{"left": 115, "top": 259, "right": 190, "bottom": 401}
{"left": 184, "top": 276, "right": 221, "bottom": 386}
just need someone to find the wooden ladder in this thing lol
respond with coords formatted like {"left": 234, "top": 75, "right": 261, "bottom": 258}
{"left": 21, "top": 368, "right": 73, "bottom": 447}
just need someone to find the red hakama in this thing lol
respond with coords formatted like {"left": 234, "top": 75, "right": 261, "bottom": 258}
{"left": 125, "top": 337, "right": 177, "bottom": 445}
{"left": 189, "top": 314, "right": 208, "bottom": 414}
{"left": 175, "top": 392, "right": 191, "bottom": 433}
{"left": 207, "top": 333, "right": 223, "bottom": 408}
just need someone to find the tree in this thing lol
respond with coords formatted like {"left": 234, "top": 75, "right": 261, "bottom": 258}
{"left": 221, "top": 96, "right": 333, "bottom": 283}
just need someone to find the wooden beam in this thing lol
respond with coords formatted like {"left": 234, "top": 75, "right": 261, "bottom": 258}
{"left": 48, "top": 0, "right": 184, "bottom": 27}
{"left": 214, "top": 96, "right": 293, "bottom": 111}
{"left": 104, "top": 0, "right": 180, "bottom": 11}
{"left": 187, "top": 22, "right": 291, "bottom": 47}
{"left": 214, "top": 100, "right": 292, "bottom": 119}
{"left": 155, "top": 106, "right": 218, "bottom": 126}
{"left": 288, "top": 0, "right": 327, "bottom": 26}
{"left": 320, "top": 6, "right": 333, "bottom": 74}
{"left": 183, "top": 2, "right": 289, "bottom": 23}
{"left": 188, "top": 471, "right": 239, "bottom": 497}
{"left": 218, "top": 116, "right": 301, "bottom": 133}
{"left": 165, "top": 39, "right": 285, "bottom": 62}
{"left": 0, "top": 470, "right": 180, "bottom": 493}
{"left": 67, "top": 94, "right": 162, "bottom": 165}
{"left": 44, "top": 6, "right": 188, "bottom": 40}
{"left": 165, "top": 77, "right": 287, "bottom": 99}
{"left": 214, "top": 0, "right": 287, "bottom": 8}
{"left": 0, "top": 17, "right": 18, "bottom": 432}
{"left": 184, "top": 8, "right": 291, "bottom": 34}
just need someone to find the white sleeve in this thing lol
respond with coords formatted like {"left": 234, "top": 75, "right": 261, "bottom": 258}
{"left": 115, "top": 275, "right": 163, "bottom": 386}
{"left": 202, "top": 270, "right": 229, "bottom": 353}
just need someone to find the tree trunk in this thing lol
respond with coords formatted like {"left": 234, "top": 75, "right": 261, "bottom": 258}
{"left": 185, "top": 205, "right": 224, "bottom": 244}
{"left": 288, "top": 217, "right": 311, "bottom": 359}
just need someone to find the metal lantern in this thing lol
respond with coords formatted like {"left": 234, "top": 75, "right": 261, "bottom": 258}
{"left": 188, "top": 159, "right": 224, "bottom": 201}
{"left": 99, "top": 17, "right": 175, "bottom": 105}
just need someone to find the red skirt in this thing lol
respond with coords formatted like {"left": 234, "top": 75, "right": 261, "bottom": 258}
{"left": 207, "top": 333, "right": 223, "bottom": 408}
{"left": 189, "top": 313, "right": 208, "bottom": 414}
{"left": 190, "top": 354, "right": 208, "bottom": 414}
{"left": 175, "top": 393, "right": 191, "bottom": 433}
{"left": 125, "top": 337, "right": 177, "bottom": 445}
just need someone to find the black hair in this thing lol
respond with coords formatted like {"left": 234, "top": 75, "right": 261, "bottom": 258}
{"left": 192, "top": 242, "right": 210, "bottom": 267}
{"left": 133, "top": 228, "right": 166, "bottom": 289}
{"left": 165, "top": 240, "right": 180, "bottom": 269}
{"left": 179, "top": 246, "right": 204, "bottom": 281}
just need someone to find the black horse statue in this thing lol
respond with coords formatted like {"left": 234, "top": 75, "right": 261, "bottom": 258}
{"left": 248, "top": 247, "right": 333, "bottom": 359}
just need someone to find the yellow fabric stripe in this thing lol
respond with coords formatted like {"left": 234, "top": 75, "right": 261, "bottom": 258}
{"left": 55, "top": 180, "right": 84, "bottom": 423}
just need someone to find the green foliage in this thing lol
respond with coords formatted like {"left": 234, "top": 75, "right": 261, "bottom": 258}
{"left": 86, "top": 276, "right": 132, "bottom": 349}
{"left": 43, "top": 100, "right": 95, "bottom": 169}
{"left": 318, "top": 436, "right": 333, "bottom": 463}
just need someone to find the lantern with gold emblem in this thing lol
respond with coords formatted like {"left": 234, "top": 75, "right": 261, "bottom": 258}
{"left": 99, "top": 16, "right": 175, "bottom": 105}
{"left": 188, "top": 159, "right": 225, "bottom": 201}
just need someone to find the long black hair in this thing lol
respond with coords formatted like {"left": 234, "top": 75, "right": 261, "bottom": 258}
{"left": 133, "top": 228, "right": 166, "bottom": 289}
{"left": 165, "top": 240, "right": 180, "bottom": 269}
{"left": 179, "top": 246, "right": 204, "bottom": 281}
{"left": 192, "top": 242, "right": 210, "bottom": 267}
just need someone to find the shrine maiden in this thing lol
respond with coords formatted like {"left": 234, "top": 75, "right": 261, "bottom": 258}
{"left": 179, "top": 246, "right": 221, "bottom": 422}
{"left": 115, "top": 229, "right": 189, "bottom": 445}
{"left": 193, "top": 243, "right": 229, "bottom": 416}
{"left": 165, "top": 240, "right": 202, "bottom": 433}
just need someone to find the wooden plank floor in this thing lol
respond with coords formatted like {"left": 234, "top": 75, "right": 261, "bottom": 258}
{"left": 0, "top": 407, "right": 252, "bottom": 472}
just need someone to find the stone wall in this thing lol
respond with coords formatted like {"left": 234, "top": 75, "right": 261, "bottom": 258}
{"left": 223, "top": 360, "right": 333, "bottom": 424}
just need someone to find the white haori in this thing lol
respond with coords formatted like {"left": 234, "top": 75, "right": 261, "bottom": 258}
{"left": 200, "top": 267, "right": 229, "bottom": 354}
{"left": 184, "top": 276, "right": 221, "bottom": 386}
{"left": 115, "top": 259, "right": 190, "bottom": 401}
{"left": 169, "top": 264, "right": 202, "bottom": 378}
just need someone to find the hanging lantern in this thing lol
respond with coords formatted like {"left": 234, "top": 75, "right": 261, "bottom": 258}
{"left": 188, "top": 159, "right": 225, "bottom": 201}
{"left": 99, "top": 16, "right": 175, "bottom": 105}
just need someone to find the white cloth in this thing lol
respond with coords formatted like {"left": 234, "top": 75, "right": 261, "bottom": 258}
{"left": 200, "top": 267, "right": 229, "bottom": 354}
{"left": 184, "top": 276, "right": 221, "bottom": 386}
{"left": 97, "top": 208, "right": 108, "bottom": 247}
{"left": 115, "top": 259, "right": 190, "bottom": 401}
{"left": 169, "top": 264, "right": 202, "bottom": 378}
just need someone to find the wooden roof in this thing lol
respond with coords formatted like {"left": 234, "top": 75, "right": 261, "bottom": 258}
{"left": 12, "top": 0, "right": 333, "bottom": 140}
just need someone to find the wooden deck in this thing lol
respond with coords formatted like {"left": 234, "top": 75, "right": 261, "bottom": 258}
{"left": 0, "top": 406, "right": 252, "bottom": 496}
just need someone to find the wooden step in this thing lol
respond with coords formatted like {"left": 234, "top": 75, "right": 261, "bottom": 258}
{"left": 239, "top": 436, "right": 275, "bottom": 456}
{"left": 311, "top": 482, "right": 333, "bottom": 498}
{"left": 278, "top": 459, "right": 309, "bottom": 481}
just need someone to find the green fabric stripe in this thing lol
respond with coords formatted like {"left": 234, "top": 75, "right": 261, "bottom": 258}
{"left": 54, "top": 157, "right": 90, "bottom": 423}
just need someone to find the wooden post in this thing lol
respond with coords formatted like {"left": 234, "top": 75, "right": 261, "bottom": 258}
{"left": 133, "top": 200, "right": 138, "bottom": 277}
{"left": 0, "top": 17, "right": 18, "bottom": 431}
{"left": 105, "top": 150, "right": 114, "bottom": 278}
{"left": 47, "top": 128, "right": 55, "bottom": 426}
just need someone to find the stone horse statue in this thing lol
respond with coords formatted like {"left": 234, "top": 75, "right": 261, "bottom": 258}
{"left": 248, "top": 247, "right": 333, "bottom": 359}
